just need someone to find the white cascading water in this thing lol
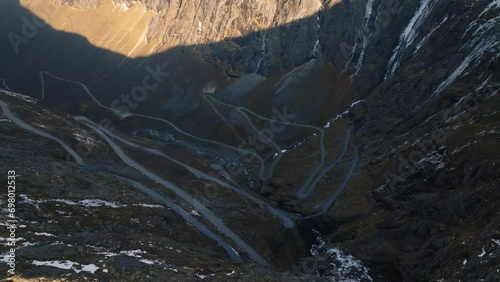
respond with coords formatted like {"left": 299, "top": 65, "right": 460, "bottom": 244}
{"left": 255, "top": 33, "right": 266, "bottom": 74}
{"left": 345, "top": 0, "right": 375, "bottom": 75}
{"left": 413, "top": 16, "right": 448, "bottom": 55}
{"left": 431, "top": 1, "right": 500, "bottom": 99}
{"left": 363, "top": 0, "right": 375, "bottom": 31}
{"left": 462, "top": 0, "right": 500, "bottom": 39}
{"left": 311, "top": 0, "right": 324, "bottom": 58}
{"left": 352, "top": 0, "right": 375, "bottom": 76}
{"left": 309, "top": 230, "right": 373, "bottom": 281}
{"left": 312, "top": 40, "right": 321, "bottom": 58}
{"left": 385, "top": 0, "right": 438, "bottom": 80}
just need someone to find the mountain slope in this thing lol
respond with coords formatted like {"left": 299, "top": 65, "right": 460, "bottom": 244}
{"left": 0, "top": 0, "right": 499, "bottom": 281}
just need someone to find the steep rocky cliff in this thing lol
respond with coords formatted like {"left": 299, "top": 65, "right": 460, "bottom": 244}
{"left": 21, "top": 0, "right": 324, "bottom": 72}
{"left": 0, "top": 0, "right": 499, "bottom": 281}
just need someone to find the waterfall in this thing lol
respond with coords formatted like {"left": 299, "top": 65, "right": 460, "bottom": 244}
{"left": 255, "top": 33, "right": 267, "bottom": 74}
{"left": 431, "top": 38, "right": 496, "bottom": 99}
{"left": 309, "top": 230, "right": 373, "bottom": 281}
{"left": 431, "top": 5, "right": 500, "bottom": 99}
{"left": 463, "top": 0, "right": 500, "bottom": 39}
{"left": 312, "top": 40, "right": 321, "bottom": 58}
{"left": 413, "top": 16, "right": 448, "bottom": 55}
{"left": 462, "top": 15, "right": 500, "bottom": 51}
{"left": 352, "top": 33, "right": 369, "bottom": 76}
{"left": 346, "top": 0, "right": 375, "bottom": 75}
{"left": 311, "top": 0, "right": 324, "bottom": 58}
{"left": 385, "top": 0, "right": 438, "bottom": 80}
{"left": 344, "top": 42, "right": 357, "bottom": 70}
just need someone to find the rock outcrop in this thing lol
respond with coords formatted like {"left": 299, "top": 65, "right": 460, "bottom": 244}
{"left": 0, "top": 0, "right": 499, "bottom": 281}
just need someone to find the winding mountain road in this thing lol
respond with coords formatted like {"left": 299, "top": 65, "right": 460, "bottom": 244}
{"left": 117, "top": 176, "right": 244, "bottom": 263}
{"left": 305, "top": 142, "right": 359, "bottom": 219}
{"left": 203, "top": 94, "right": 328, "bottom": 186}
{"left": 80, "top": 116, "right": 294, "bottom": 228}
{"left": 37, "top": 71, "right": 269, "bottom": 181}
{"left": 7, "top": 70, "right": 361, "bottom": 226}
{"left": 0, "top": 99, "right": 85, "bottom": 166}
{"left": 0, "top": 78, "right": 13, "bottom": 92}
{"left": 76, "top": 116, "right": 270, "bottom": 266}
{"left": 297, "top": 125, "right": 352, "bottom": 199}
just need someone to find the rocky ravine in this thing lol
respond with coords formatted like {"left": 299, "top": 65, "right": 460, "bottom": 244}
{"left": 0, "top": 0, "right": 499, "bottom": 281}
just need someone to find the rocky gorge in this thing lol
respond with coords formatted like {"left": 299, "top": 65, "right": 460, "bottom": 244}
{"left": 0, "top": 0, "right": 499, "bottom": 281}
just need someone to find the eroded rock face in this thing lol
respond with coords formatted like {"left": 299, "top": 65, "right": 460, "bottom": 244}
{"left": 22, "top": 0, "right": 324, "bottom": 74}
{"left": 0, "top": 0, "right": 499, "bottom": 281}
